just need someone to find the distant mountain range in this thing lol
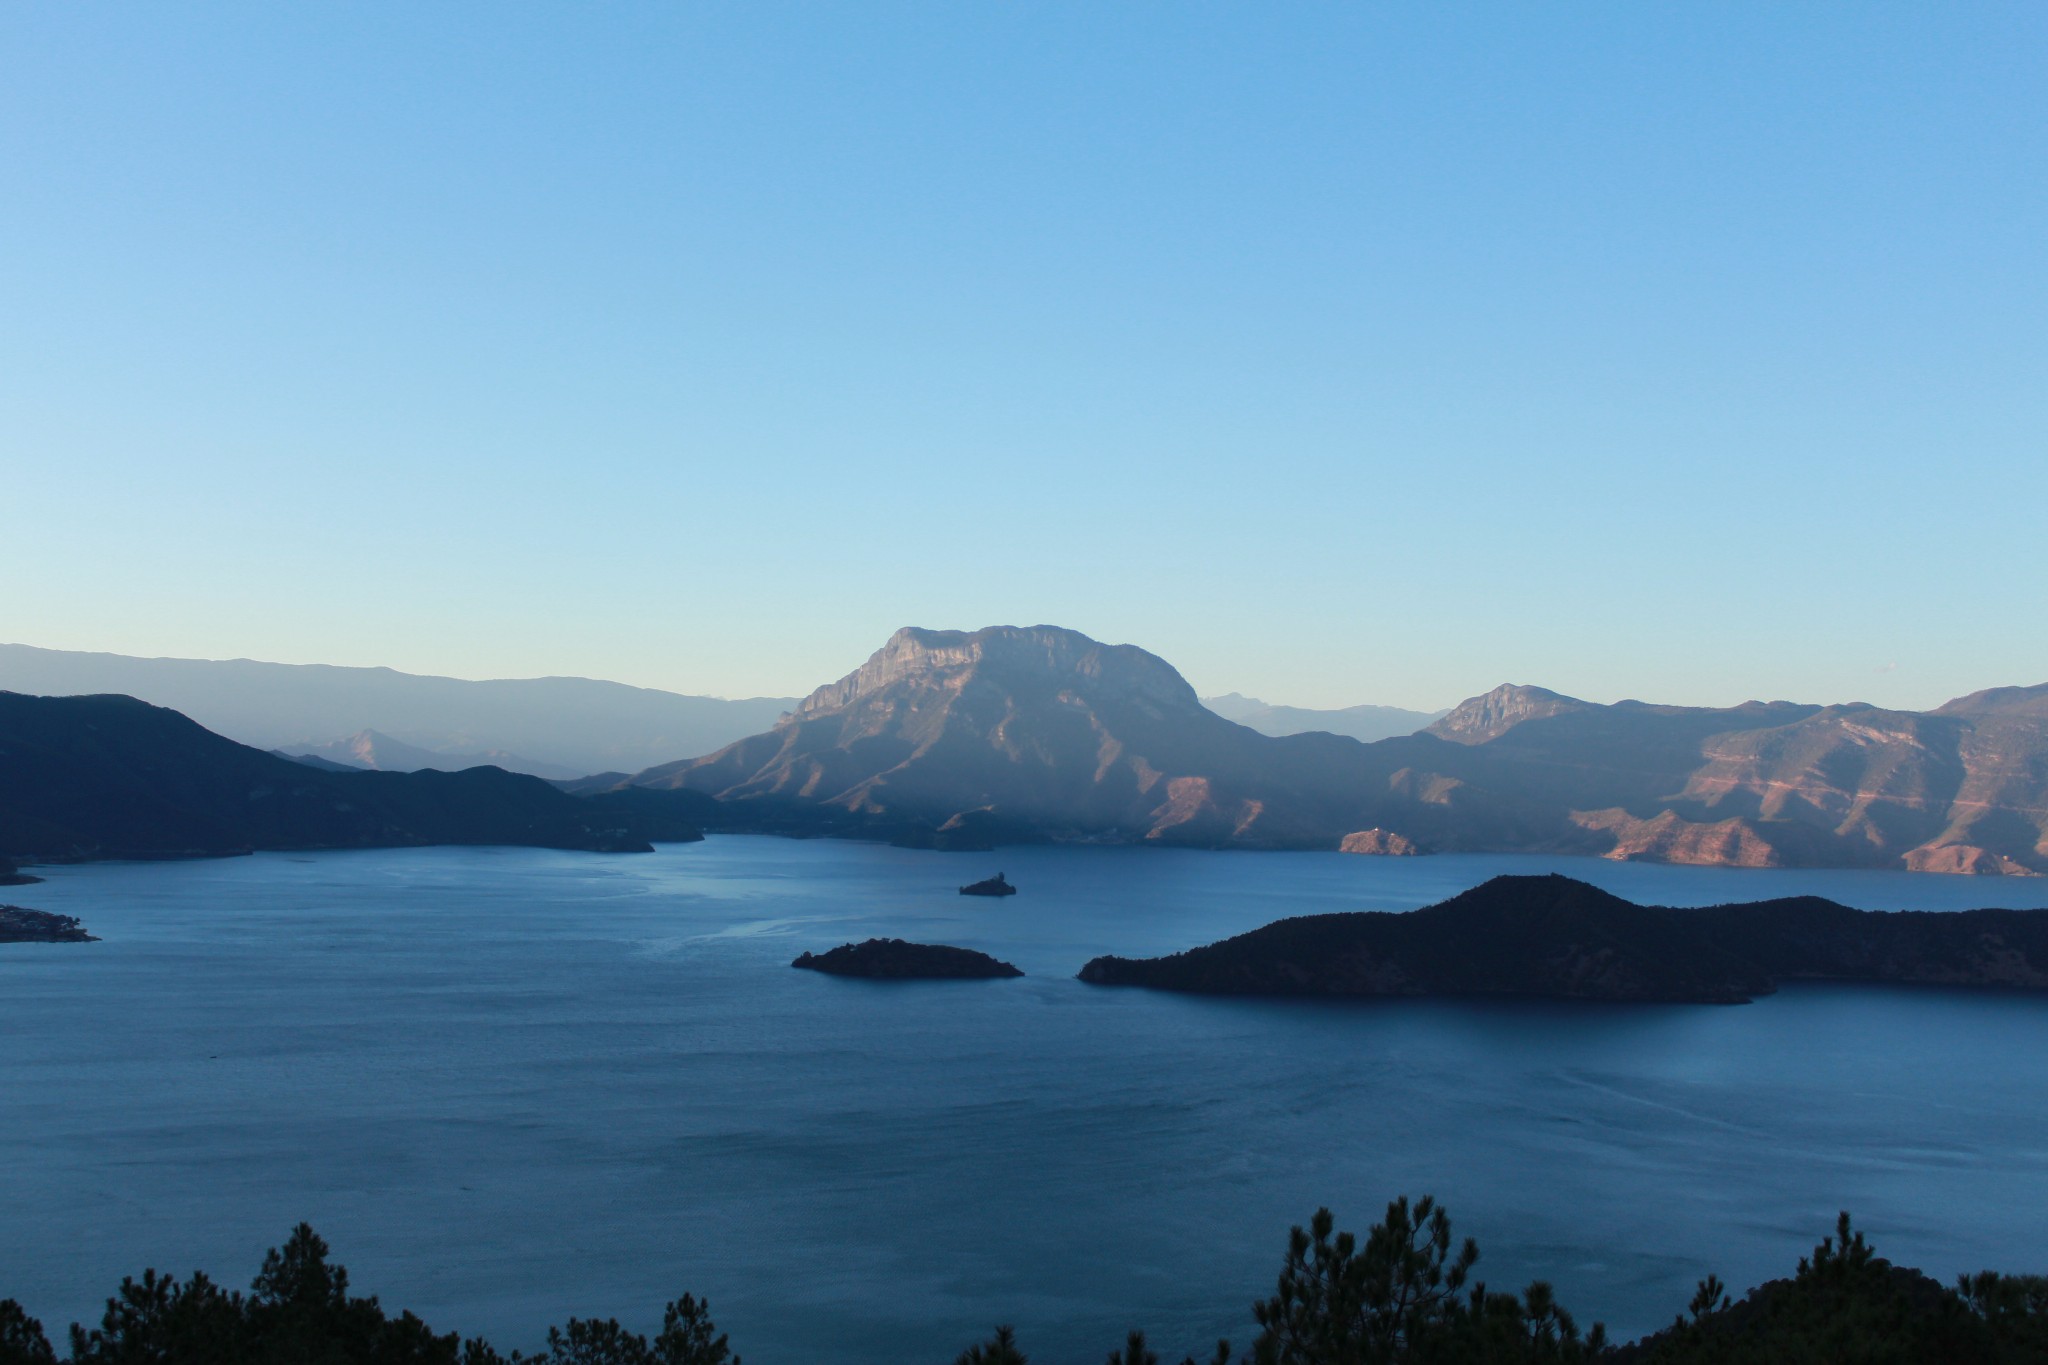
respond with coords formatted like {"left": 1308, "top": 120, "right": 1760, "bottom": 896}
{"left": 593, "top": 624, "right": 2048, "bottom": 875}
{"left": 1199, "top": 693, "right": 1447, "bottom": 742}
{"left": 8, "top": 626, "right": 2045, "bottom": 875}
{"left": 0, "top": 692, "right": 702, "bottom": 861}
{"left": 276, "top": 729, "right": 586, "bottom": 782}
{"left": 0, "top": 644, "right": 797, "bottom": 778}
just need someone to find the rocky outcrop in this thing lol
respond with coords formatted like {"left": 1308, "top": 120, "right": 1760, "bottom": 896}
{"left": 1902, "top": 844, "right": 2039, "bottom": 876}
{"left": 791, "top": 938, "right": 1023, "bottom": 980}
{"left": 1339, "top": 829, "right": 1424, "bottom": 856}
{"left": 0, "top": 906, "right": 96, "bottom": 943}
{"left": 1572, "top": 808, "right": 1784, "bottom": 868}
{"left": 1077, "top": 874, "right": 2048, "bottom": 1003}
{"left": 0, "top": 856, "right": 42, "bottom": 887}
{"left": 1425, "top": 685, "right": 1588, "bottom": 745}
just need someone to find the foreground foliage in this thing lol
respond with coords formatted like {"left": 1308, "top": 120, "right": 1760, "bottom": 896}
{"left": 3, "top": 1205, "right": 2043, "bottom": 1364}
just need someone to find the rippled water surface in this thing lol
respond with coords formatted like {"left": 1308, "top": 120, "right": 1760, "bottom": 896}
{"left": 6, "top": 838, "right": 2048, "bottom": 1360}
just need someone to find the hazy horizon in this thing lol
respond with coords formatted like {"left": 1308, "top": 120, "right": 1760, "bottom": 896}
{"left": 6, "top": 5, "right": 2042, "bottom": 712}
{"left": 4, "top": 632, "right": 2039, "bottom": 718}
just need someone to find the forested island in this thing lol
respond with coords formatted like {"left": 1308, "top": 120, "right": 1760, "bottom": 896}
{"left": 792, "top": 938, "right": 1023, "bottom": 979}
{"left": 1078, "top": 874, "right": 2048, "bottom": 1004}
{"left": 3, "top": 1202, "right": 2042, "bottom": 1363}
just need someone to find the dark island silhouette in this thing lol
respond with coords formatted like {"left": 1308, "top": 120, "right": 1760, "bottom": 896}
{"left": 0, "top": 856, "right": 41, "bottom": 887}
{"left": 958, "top": 872, "right": 1017, "bottom": 897}
{"left": 0, "top": 905, "right": 96, "bottom": 943}
{"left": 1077, "top": 873, "right": 2048, "bottom": 1004}
{"left": 792, "top": 938, "right": 1023, "bottom": 980}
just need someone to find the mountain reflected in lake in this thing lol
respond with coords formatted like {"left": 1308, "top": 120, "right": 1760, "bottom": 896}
{"left": 6, "top": 838, "right": 2048, "bottom": 1362}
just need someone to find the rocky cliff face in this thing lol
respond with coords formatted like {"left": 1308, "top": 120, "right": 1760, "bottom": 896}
{"left": 1339, "top": 828, "right": 1423, "bottom": 856}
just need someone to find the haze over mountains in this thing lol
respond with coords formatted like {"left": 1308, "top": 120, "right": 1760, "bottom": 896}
{"left": 277, "top": 729, "right": 586, "bottom": 782}
{"left": 1199, "top": 693, "right": 1447, "bottom": 743}
{"left": 601, "top": 624, "right": 2048, "bottom": 875}
{"left": 0, "top": 644, "right": 797, "bottom": 779}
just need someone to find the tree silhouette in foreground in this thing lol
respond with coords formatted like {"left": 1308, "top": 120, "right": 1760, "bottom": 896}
{"left": 5, "top": 1204, "right": 2047, "bottom": 1363}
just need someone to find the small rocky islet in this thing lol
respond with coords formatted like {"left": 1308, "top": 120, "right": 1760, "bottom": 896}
{"left": 958, "top": 872, "right": 1017, "bottom": 897}
{"left": 792, "top": 938, "right": 1023, "bottom": 980}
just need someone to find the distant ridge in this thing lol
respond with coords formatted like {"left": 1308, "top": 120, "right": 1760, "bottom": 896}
{"left": 278, "top": 729, "right": 585, "bottom": 782}
{"left": 1201, "top": 693, "right": 1447, "bottom": 743}
{"left": 0, "top": 644, "right": 797, "bottom": 777}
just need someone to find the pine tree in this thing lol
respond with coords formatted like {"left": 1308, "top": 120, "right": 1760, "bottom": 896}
{"left": 653, "top": 1294, "right": 738, "bottom": 1365}
{"left": 0, "top": 1302, "right": 55, "bottom": 1365}
{"left": 1106, "top": 1328, "right": 1159, "bottom": 1365}
{"left": 954, "top": 1324, "right": 1027, "bottom": 1365}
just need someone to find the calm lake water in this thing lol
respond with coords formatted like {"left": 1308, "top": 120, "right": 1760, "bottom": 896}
{"left": 6, "top": 837, "right": 2048, "bottom": 1360}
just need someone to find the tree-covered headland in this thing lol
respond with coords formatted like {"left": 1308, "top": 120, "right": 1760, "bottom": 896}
{"left": 3, "top": 1201, "right": 2043, "bottom": 1364}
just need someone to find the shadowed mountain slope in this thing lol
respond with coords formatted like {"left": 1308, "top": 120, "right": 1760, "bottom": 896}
{"left": 0, "top": 692, "right": 699, "bottom": 860}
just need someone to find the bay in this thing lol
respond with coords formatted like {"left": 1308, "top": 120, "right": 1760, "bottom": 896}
{"left": 5, "top": 837, "right": 2048, "bottom": 1361}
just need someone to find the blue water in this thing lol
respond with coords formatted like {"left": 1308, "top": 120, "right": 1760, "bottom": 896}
{"left": 6, "top": 838, "right": 2048, "bottom": 1361}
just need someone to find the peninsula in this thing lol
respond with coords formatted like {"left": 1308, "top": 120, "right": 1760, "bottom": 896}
{"left": 0, "top": 906, "right": 97, "bottom": 943}
{"left": 1077, "top": 874, "right": 2048, "bottom": 1004}
{"left": 0, "top": 691, "right": 701, "bottom": 863}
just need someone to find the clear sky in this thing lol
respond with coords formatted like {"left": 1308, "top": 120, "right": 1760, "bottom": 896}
{"left": 3, "top": 4, "right": 2042, "bottom": 710}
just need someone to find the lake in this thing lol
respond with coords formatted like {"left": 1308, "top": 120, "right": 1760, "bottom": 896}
{"left": 5, "top": 837, "right": 2048, "bottom": 1361}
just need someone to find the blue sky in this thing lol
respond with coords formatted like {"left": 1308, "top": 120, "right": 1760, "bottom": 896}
{"left": 3, "top": 4, "right": 2042, "bottom": 709}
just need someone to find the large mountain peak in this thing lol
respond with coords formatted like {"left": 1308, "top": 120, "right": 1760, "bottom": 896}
{"left": 793, "top": 625, "right": 1203, "bottom": 720}
{"left": 1426, "top": 684, "right": 1588, "bottom": 745}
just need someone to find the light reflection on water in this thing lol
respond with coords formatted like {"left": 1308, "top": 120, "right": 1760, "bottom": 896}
{"left": 4, "top": 837, "right": 2048, "bottom": 1361}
